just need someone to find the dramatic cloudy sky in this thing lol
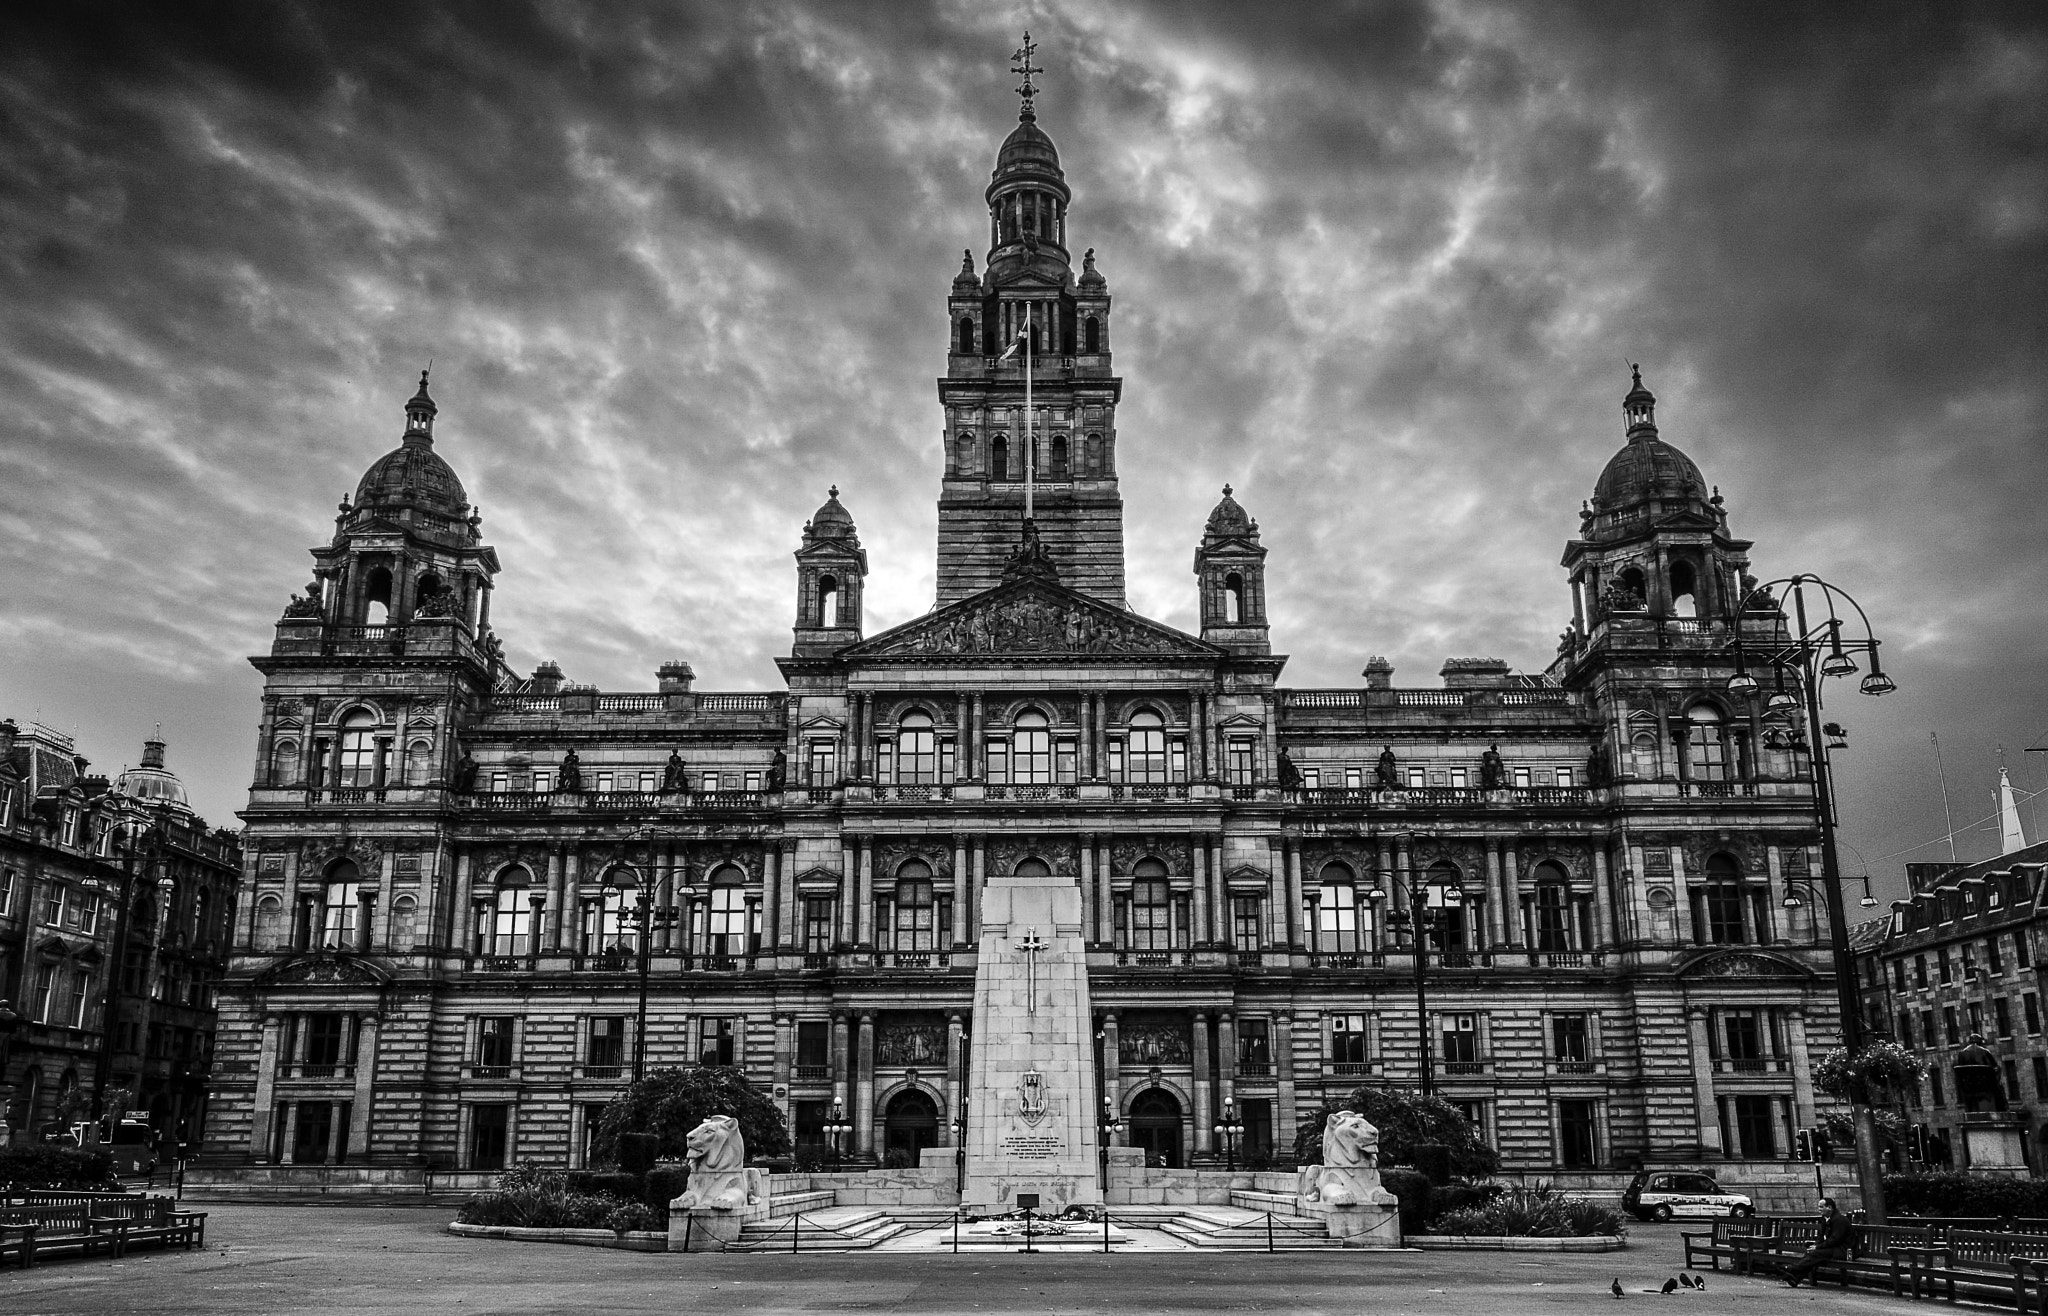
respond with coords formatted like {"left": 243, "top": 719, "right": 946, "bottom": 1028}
{"left": 2, "top": 2, "right": 2043, "bottom": 895}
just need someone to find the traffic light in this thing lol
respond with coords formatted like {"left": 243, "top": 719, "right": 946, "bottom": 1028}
{"left": 1794, "top": 1128, "right": 1814, "bottom": 1162}
{"left": 1813, "top": 1131, "right": 1833, "bottom": 1162}
{"left": 1907, "top": 1123, "right": 1930, "bottom": 1162}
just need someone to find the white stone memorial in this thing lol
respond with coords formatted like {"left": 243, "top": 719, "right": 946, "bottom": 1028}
{"left": 960, "top": 866, "right": 1102, "bottom": 1213}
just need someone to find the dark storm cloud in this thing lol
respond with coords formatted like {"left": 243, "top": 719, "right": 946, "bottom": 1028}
{"left": 1, "top": 1, "right": 2041, "bottom": 886}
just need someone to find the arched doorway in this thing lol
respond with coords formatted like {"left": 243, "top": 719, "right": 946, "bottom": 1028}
{"left": 1128, "top": 1089, "right": 1183, "bottom": 1169}
{"left": 883, "top": 1088, "right": 939, "bottom": 1167}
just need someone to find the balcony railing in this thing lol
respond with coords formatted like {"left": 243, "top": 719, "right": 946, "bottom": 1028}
{"left": 875, "top": 784, "right": 953, "bottom": 803}
{"left": 1236, "top": 1061, "right": 1273, "bottom": 1079}
{"left": 1679, "top": 780, "right": 1756, "bottom": 798}
{"left": 1114, "top": 950, "right": 1192, "bottom": 967}
{"left": 1307, "top": 952, "right": 1387, "bottom": 969}
{"left": 1289, "top": 786, "right": 1592, "bottom": 808}
{"left": 801, "top": 952, "right": 832, "bottom": 970}
{"left": 1325, "top": 1060, "right": 1376, "bottom": 1078}
{"left": 579, "top": 1064, "right": 625, "bottom": 1081}
{"left": 457, "top": 789, "right": 776, "bottom": 815}
{"left": 468, "top": 1065, "right": 514, "bottom": 1081}
{"left": 986, "top": 783, "right": 1080, "bottom": 802}
{"left": 1110, "top": 783, "right": 1189, "bottom": 802}
{"left": 793, "top": 1064, "right": 831, "bottom": 1082}
{"left": 1527, "top": 951, "right": 1607, "bottom": 969}
{"left": 881, "top": 951, "right": 952, "bottom": 970}
{"left": 1716, "top": 1056, "right": 1789, "bottom": 1074}
{"left": 285, "top": 1063, "right": 356, "bottom": 1080}
{"left": 1552, "top": 1059, "right": 1597, "bottom": 1075}
{"left": 1439, "top": 1059, "right": 1488, "bottom": 1077}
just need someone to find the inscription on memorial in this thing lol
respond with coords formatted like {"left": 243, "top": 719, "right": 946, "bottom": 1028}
{"left": 999, "top": 1131, "right": 1064, "bottom": 1161}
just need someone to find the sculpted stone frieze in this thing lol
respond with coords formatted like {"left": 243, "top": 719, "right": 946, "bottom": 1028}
{"left": 858, "top": 582, "right": 1213, "bottom": 659}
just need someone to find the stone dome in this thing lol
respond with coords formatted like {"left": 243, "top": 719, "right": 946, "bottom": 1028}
{"left": 807, "top": 486, "right": 857, "bottom": 540}
{"left": 990, "top": 116, "right": 1065, "bottom": 190}
{"left": 114, "top": 736, "right": 189, "bottom": 810}
{"left": 1205, "top": 485, "right": 1255, "bottom": 537}
{"left": 353, "top": 372, "right": 469, "bottom": 519}
{"left": 1592, "top": 435, "right": 1709, "bottom": 511}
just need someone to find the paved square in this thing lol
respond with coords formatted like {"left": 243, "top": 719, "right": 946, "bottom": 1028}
{"left": 2, "top": 1206, "right": 1915, "bottom": 1314}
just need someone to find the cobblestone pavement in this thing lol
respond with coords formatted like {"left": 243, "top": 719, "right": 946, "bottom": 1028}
{"left": 5, "top": 1206, "right": 1917, "bottom": 1314}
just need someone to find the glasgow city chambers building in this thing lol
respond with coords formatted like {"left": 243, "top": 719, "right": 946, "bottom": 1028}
{"left": 202, "top": 88, "right": 1846, "bottom": 1186}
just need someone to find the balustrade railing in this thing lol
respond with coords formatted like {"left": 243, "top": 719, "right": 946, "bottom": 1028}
{"left": 881, "top": 951, "right": 952, "bottom": 970}
{"left": 1113, "top": 949, "right": 1191, "bottom": 967}
{"left": 793, "top": 1065, "right": 831, "bottom": 1082}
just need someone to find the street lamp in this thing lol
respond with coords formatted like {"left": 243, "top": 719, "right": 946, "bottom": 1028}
{"left": 1099, "top": 1093, "right": 1125, "bottom": 1187}
{"left": 1727, "top": 572, "right": 1897, "bottom": 1221}
{"left": 1213, "top": 1099, "right": 1245, "bottom": 1172}
{"left": 612, "top": 829, "right": 681, "bottom": 1084}
{"left": 824, "top": 1101, "right": 853, "bottom": 1173}
{"left": 1385, "top": 866, "right": 1460, "bottom": 1097}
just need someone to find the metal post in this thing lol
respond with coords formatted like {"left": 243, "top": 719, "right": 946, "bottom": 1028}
{"left": 1267, "top": 1210, "right": 1275, "bottom": 1253}
{"left": 634, "top": 885, "right": 652, "bottom": 1083}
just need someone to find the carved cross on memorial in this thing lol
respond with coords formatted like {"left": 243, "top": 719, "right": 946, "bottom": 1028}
{"left": 1016, "top": 927, "right": 1049, "bottom": 1013}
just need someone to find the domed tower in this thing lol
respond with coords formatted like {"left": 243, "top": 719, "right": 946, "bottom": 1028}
{"left": 113, "top": 731, "right": 192, "bottom": 814}
{"left": 308, "top": 370, "right": 501, "bottom": 634}
{"left": 793, "top": 486, "right": 868, "bottom": 656}
{"left": 935, "top": 35, "right": 1126, "bottom": 606}
{"left": 1193, "top": 486, "right": 1270, "bottom": 654}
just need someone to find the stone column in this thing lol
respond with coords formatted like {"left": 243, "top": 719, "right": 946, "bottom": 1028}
{"left": 1591, "top": 846, "right": 1616, "bottom": 949}
{"left": 251, "top": 1013, "right": 283, "bottom": 1160}
{"left": 545, "top": 849, "right": 566, "bottom": 952}
{"left": 1284, "top": 841, "right": 1304, "bottom": 948}
{"left": 851, "top": 691, "right": 867, "bottom": 780}
{"left": 956, "top": 691, "right": 971, "bottom": 781}
{"left": 1485, "top": 843, "right": 1507, "bottom": 947}
{"left": 951, "top": 836, "right": 969, "bottom": 945}
{"left": 1080, "top": 834, "right": 1098, "bottom": 942}
{"left": 1394, "top": 835, "right": 1414, "bottom": 949}
{"left": 1101, "top": 1012, "right": 1121, "bottom": 1137}
{"left": 970, "top": 692, "right": 985, "bottom": 779}
{"left": 563, "top": 851, "right": 584, "bottom": 954}
{"left": 1191, "top": 1011, "right": 1214, "bottom": 1155}
{"left": 761, "top": 847, "right": 780, "bottom": 952}
{"left": 1193, "top": 689, "right": 1210, "bottom": 779}
{"left": 855, "top": 838, "right": 874, "bottom": 947}
{"left": 279, "top": 1101, "right": 301, "bottom": 1165}
{"left": 1786, "top": 1008, "right": 1817, "bottom": 1129}
{"left": 778, "top": 841, "right": 800, "bottom": 951}
{"left": 1685, "top": 1005, "right": 1724, "bottom": 1154}
{"left": 347, "top": 1013, "right": 379, "bottom": 1161}
{"left": 1080, "top": 694, "right": 1094, "bottom": 780}
{"left": 1274, "top": 1012, "right": 1298, "bottom": 1149}
{"left": 1502, "top": 845, "right": 1522, "bottom": 947}
{"left": 854, "top": 1012, "right": 877, "bottom": 1156}
{"left": 942, "top": 1013, "right": 964, "bottom": 1147}
{"left": 1192, "top": 840, "right": 1211, "bottom": 944}
{"left": 830, "top": 1012, "right": 851, "bottom": 1108}
{"left": 971, "top": 837, "right": 986, "bottom": 938}
{"left": 1095, "top": 838, "right": 1114, "bottom": 944}
{"left": 839, "top": 840, "right": 855, "bottom": 944}
{"left": 451, "top": 850, "right": 474, "bottom": 951}
{"left": 772, "top": 1013, "right": 793, "bottom": 1097}
{"left": 1671, "top": 846, "right": 1696, "bottom": 945}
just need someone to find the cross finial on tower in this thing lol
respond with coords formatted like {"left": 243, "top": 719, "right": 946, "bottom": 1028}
{"left": 1012, "top": 31, "right": 1042, "bottom": 120}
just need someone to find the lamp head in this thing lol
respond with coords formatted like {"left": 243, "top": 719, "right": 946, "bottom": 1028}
{"left": 1821, "top": 651, "right": 1859, "bottom": 678}
{"left": 1859, "top": 669, "right": 1896, "bottom": 697}
{"left": 1782, "top": 891, "right": 1804, "bottom": 909}
{"left": 1766, "top": 691, "right": 1801, "bottom": 715}
{"left": 1727, "top": 670, "right": 1760, "bottom": 697}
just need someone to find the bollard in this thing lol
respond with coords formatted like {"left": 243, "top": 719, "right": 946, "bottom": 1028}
{"left": 1266, "top": 1211, "right": 1275, "bottom": 1254}
{"left": 683, "top": 1213, "right": 693, "bottom": 1254}
{"left": 792, "top": 1213, "right": 800, "bottom": 1254}
{"left": 953, "top": 1210, "right": 959, "bottom": 1254}
{"left": 1103, "top": 1210, "right": 1111, "bottom": 1254}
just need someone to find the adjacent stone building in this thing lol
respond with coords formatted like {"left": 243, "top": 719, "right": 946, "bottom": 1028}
{"left": 1853, "top": 846, "right": 2048, "bottom": 1172}
{"left": 0, "top": 721, "right": 242, "bottom": 1147}
{"left": 204, "top": 90, "right": 1845, "bottom": 1183}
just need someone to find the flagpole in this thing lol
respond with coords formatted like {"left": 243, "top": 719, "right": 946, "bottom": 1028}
{"left": 1024, "top": 303, "right": 1034, "bottom": 522}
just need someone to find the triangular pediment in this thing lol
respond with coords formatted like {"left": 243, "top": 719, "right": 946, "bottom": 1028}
{"left": 847, "top": 578, "right": 1223, "bottom": 662}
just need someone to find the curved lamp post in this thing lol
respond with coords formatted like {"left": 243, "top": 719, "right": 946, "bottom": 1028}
{"left": 1376, "top": 867, "right": 1462, "bottom": 1097}
{"left": 1727, "top": 573, "right": 1896, "bottom": 1221}
{"left": 1213, "top": 1099, "right": 1245, "bottom": 1172}
{"left": 824, "top": 1100, "right": 854, "bottom": 1173}
{"left": 610, "top": 827, "right": 680, "bottom": 1083}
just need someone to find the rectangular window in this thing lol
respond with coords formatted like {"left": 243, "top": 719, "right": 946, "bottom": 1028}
{"left": 587, "top": 1017, "right": 626, "bottom": 1075}
{"left": 1227, "top": 739, "right": 1256, "bottom": 786}
{"left": 1345, "top": 767, "right": 1362, "bottom": 790}
{"left": 594, "top": 770, "right": 613, "bottom": 793}
{"left": 1552, "top": 1013, "right": 1590, "bottom": 1065}
{"left": 1898, "top": 1010, "right": 1913, "bottom": 1044}
{"left": 986, "top": 740, "right": 1009, "bottom": 784}
{"left": 1921, "top": 1009, "right": 1937, "bottom": 1049}
{"left": 39, "top": 882, "right": 61, "bottom": 926}
{"left": 2006, "top": 1059, "right": 2021, "bottom": 1098}
{"left": 1558, "top": 1099, "right": 1598, "bottom": 1168}
{"left": 794, "top": 1099, "right": 830, "bottom": 1150}
{"left": 31, "top": 964, "right": 54, "bottom": 1022}
{"left": 1915, "top": 955, "right": 1928, "bottom": 988}
{"left": 1722, "top": 1010, "right": 1764, "bottom": 1064}
{"left": 2036, "top": 1057, "right": 2048, "bottom": 1099}
{"left": 304, "top": 1014, "right": 346, "bottom": 1075}
{"left": 1106, "top": 738, "right": 1125, "bottom": 782}
{"left": 1962, "top": 943, "right": 1977, "bottom": 976}
{"left": 795, "top": 1020, "right": 829, "bottom": 1076}
{"left": 1996, "top": 997, "right": 2014, "bottom": 1039}
{"left": 1968, "top": 1001, "right": 1984, "bottom": 1035}
{"left": 1238, "top": 1018, "right": 1271, "bottom": 1074}
{"left": 1405, "top": 766, "right": 1425, "bottom": 788}
{"left": 66, "top": 969, "right": 92, "bottom": 1028}
{"left": 1231, "top": 895, "right": 1262, "bottom": 950}
{"left": 491, "top": 771, "right": 508, "bottom": 792}
{"left": 528, "top": 769, "right": 550, "bottom": 793}
{"left": 2027, "top": 993, "right": 2040, "bottom": 1035}
{"left": 1301, "top": 766, "right": 1320, "bottom": 789}
{"left": 875, "top": 741, "right": 895, "bottom": 784}
{"left": 639, "top": 771, "right": 656, "bottom": 792}
{"left": 476, "top": 1017, "right": 516, "bottom": 1071}
{"left": 1168, "top": 739, "right": 1188, "bottom": 782}
{"left": 1055, "top": 740, "right": 1078, "bottom": 784}
{"left": 700, "top": 772, "right": 720, "bottom": 793}
{"left": 1731, "top": 1095, "right": 1777, "bottom": 1159}
{"left": 469, "top": 1104, "right": 510, "bottom": 1171}
{"left": 1556, "top": 766, "right": 1575, "bottom": 788}
{"left": 1448, "top": 767, "right": 1468, "bottom": 789}
{"left": 1944, "top": 1006, "right": 1960, "bottom": 1045}
{"left": 700, "top": 1016, "right": 736, "bottom": 1067}
{"left": 939, "top": 739, "right": 956, "bottom": 783}
{"left": 1329, "top": 1012, "right": 1369, "bottom": 1068}
{"left": 1441, "top": 1013, "right": 1479, "bottom": 1063}
{"left": 1513, "top": 766, "right": 1532, "bottom": 788}
{"left": 2019, "top": 931, "right": 2034, "bottom": 969}
{"left": 743, "top": 771, "right": 762, "bottom": 793}
{"left": 1989, "top": 937, "right": 2004, "bottom": 975}
{"left": 1929, "top": 1069, "right": 1944, "bottom": 1107}
{"left": 802, "top": 897, "right": 834, "bottom": 953}
{"left": 1938, "top": 949, "right": 1952, "bottom": 983}
{"left": 808, "top": 740, "right": 836, "bottom": 787}
{"left": 1892, "top": 961, "right": 1906, "bottom": 992}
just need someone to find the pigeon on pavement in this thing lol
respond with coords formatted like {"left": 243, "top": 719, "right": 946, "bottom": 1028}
{"left": 1661, "top": 1278, "right": 1679, "bottom": 1295}
{"left": 1611, "top": 1278, "right": 1625, "bottom": 1298}
{"left": 1693, "top": 1275, "right": 1707, "bottom": 1292}
{"left": 1679, "top": 1274, "right": 1696, "bottom": 1288}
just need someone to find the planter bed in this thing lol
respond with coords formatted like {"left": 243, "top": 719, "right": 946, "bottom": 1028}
{"left": 1409, "top": 1234, "right": 1628, "bottom": 1252}
{"left": 447, "top": 1222, "right": 668, "bottom": 1252}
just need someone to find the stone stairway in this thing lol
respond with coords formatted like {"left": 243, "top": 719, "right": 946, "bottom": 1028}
{"left": 726, "top": 1206, "right": 951, "bottom": 1252}
{"left": 1132, "top": 1205, "right": 1346, "bottom": 1250}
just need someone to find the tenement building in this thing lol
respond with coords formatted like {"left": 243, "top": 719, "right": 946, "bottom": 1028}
{"left": 1853, "top": 846, "right": 2048, "bottom": 1172}
{"left": 0, "top": 721, "right": 242, "bottom": 1148}
{"left": 206, "top": 86, "right": 1844, "bottom": 1182}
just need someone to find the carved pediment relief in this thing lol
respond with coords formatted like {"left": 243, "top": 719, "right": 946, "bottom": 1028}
{"left": 1224, "top": 864, "right": 1273, "bottom": 891}
{"left": 793, "top": 865, "right": 843, "bottom": 892}
{"left": 1678, "top": 950, "right": 1812, "bottom": 980}
{"left": 255, "top": 951, "right": 392, "bottom": 989}
{"left": 848, "top": 580, "right": 1220, "bottom": 662}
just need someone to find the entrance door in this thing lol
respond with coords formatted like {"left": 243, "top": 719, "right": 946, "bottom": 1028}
{"left": 883, "top": 1089, "right": 939, "bottom": 1167}
{"left": 1128, "top": 1089, "right": 1183, "bottom": 1168}
{"left": 293, "top": 1101, "right": 333, "bottom": 1165}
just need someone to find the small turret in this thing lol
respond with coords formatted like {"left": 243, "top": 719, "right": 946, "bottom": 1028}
{"left": 793, "top": 487, "right": 868, "bottom": 656}
{"left": 1193, "top": 485, "right": 1270, "bottom": 654}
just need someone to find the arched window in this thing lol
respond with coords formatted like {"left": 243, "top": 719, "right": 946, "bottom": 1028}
{"left": 254, "top": 894, "right": 283, "bottom": 951}
{"left": 958, "top": 317, "right": 975, "bottom": 353}
{"left": 320, "top": 860, "right": 360, "bottom": 950}
{"left": 1084, "top": 316, "right": 1100, "bottom": 354}
{"left": 271, "top": 739, "right": 300, "bottom": 787}
{"left": 363, "top": 565, "right": 393, "bottom": 625}
{"left": 1311, "top": 861, "right": 1361, "bottom": 954}
{"left": 990, "top": 435, "right": 1009, "bottom": 482}
{"left": 707, "top": 865, "right": 749, "bottom": 957}
{"left": 390, "top": 893, "right": 418, "bottom": 949}
{"left": 1050, "top": 435, "right": 1069, "bottom": 478}
{"left": 1130, "top": 859, "right": 1172, "bottom": 951}
{"left": 1014, "top": 857, "right": 1052, "bottom": 880}
{"left": 488, "top": 866, "right": 533, "bottom": 957}
{"left": 1686, "top": 705, "right": 1729, "bottom": 782}
{"left": 1013, "top": 710, "right": 1052, "bottom": 784}
{"left": 586, "top": 874, "right": 636, "bottom": 954}
{"left": 190, "top": 887, "right": 209, "bottom": 947}
{"left": 897, "top": 712, "right": 937, "bottom": 784}
{"left": 416, "top": 571, "right": 444, "bottom": 611}
{"left": 1532, "top": 862, "right": 1571, "bottom": 952}
{"left": 1127, "top": 709, "right": 1167, "bottom": 783}
{"left": 1424, "top": 860, "right": 1466, "bottom": 952}
{"left": 1617, "top": 566, "right": 1647, "bottom": 609}
{"left": 1670, "top": 560, "right": 1698, "bottom": 618}
{"left": 337, "top": 711, "right": 378, "bottom": 787}
{"left": 894, "top": 860, "right": 936, "bottom": 952}
{"left": 1223, "top": 572, "right": 1245, "bottom": 624}
{"left": 1085, "top": 432, "right": 1102, "bottom": 475}
{"left": 816, "top": 574, "right": 838, "bottom": 628}
{"left": 1697, "top": 852, "right": 1751, "bottom": 945}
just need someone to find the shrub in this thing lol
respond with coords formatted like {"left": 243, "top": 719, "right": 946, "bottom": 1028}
{"left": 1380, "top": 1168, "right": 1432, "bottom": 1235}
{"left": 565, "top": 1171, "right": 643, "bottom": 1199}
{"left": 1427, "top": 1182, "right": 1504, "bottom": 1220}
{"left": 1814, "top": 1041, "right": 1925, "bottom": 1101}
{"left": 643, "top": 1164, "right": 690, "bottom": 1207}
{"left": 0, "top": 1145, "right": 118, "bottom": 1190}
{"left": 792, "top": 1146, "right": 832, "bottom": 1173}
{"left": 1295, "top": 1088, "right": 1501, "bottom": 1178}
{"left": 458, "top": 1166, "right": 663, "bottom": 1234}
{"left": 1884, "top": 1172, "right": 2048, "bottom": 1218}
{"left": 588, "top": 1067, "right": 790, "bottom": 1169}
{"left": 1427, "top": 1184, "right": 1627, "bottom": 1238}
{"left": 880, "top": 1148, "right": 914, "bottom": 1170}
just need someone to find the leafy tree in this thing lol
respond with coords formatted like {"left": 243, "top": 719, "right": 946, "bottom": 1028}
{"left": 588, "top": 1066, "right": 789, "bottom": 1168}
{"left": 1294, "top": 1086, "right": 1500, "bottom": 1179}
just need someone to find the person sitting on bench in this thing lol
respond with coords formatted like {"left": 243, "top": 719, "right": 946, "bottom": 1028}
{"left": 1785, "top": 1197, "right": 1854, "bottom": 1288}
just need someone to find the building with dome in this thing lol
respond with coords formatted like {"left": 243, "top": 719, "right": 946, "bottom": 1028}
{"left": 0, "top": 723, "right": 241, "bottom": 1149}
{"left": 203, "top": 77, "right": 1842, "bottom": 1188}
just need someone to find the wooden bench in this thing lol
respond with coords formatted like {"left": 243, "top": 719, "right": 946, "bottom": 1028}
{"left": 0, "top": 1205, "right": 106, "bottom": 1266}
{"left": 0, "top": 1220, "right": 37, "bottom": 1270}
{"left": 1682, "top": 1215, "right": 1766, "bottom": 1271}
{"left": 90, "top": 1198, "right": 206, "bottom": 1256}
{"left": 1944, "top": 1231, "right": 2048, "bottom": 1310}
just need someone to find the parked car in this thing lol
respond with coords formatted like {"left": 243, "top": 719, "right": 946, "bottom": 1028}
{"left": 1622, "top": 1170, "right": 1754, "bottom": 1221}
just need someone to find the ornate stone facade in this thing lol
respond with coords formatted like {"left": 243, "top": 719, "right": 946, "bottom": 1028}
{"left": 203, "top": 89, "right": 1844, "bottom": 1184}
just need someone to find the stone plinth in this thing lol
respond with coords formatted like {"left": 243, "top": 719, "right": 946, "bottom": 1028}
{"left": 669, "top": 1208, "right": 746, "bottom": 1252}
{"left": 1964, "top": 1123, "right": 2031, "bottom": 1175}
{"left": 961, "top": 872, "right": 1101, "bottom": 1213}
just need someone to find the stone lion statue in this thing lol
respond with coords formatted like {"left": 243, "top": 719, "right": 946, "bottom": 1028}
{"left": 678, "top": 1115, "right": 751, "bottom": 1210}
{"left": 1299, "top": 1112, "right": 1393, "bottom": 1208}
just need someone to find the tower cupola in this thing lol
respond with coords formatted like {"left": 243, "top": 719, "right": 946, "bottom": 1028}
{"left": 1194, "top": 485, "right": 1271, "bottom": 654}
{"left": 792, "top": 486, "right": 868, "bottom": 655}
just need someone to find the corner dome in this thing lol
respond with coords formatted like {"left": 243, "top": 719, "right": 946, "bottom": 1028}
{"left": 806, "top": 486, "right": 857, "bottom": 540}
{"left": 992, "top": 116, "right": 1065, "bottom": 187}
{"left": 1592, "top": 436, "right": 1709, "bottom": 511}
{"left": 352, "top": 372, "right": 469, "bottom": 519}
{"left": 113, "top": 736, "right": 189, "bottom": 811}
